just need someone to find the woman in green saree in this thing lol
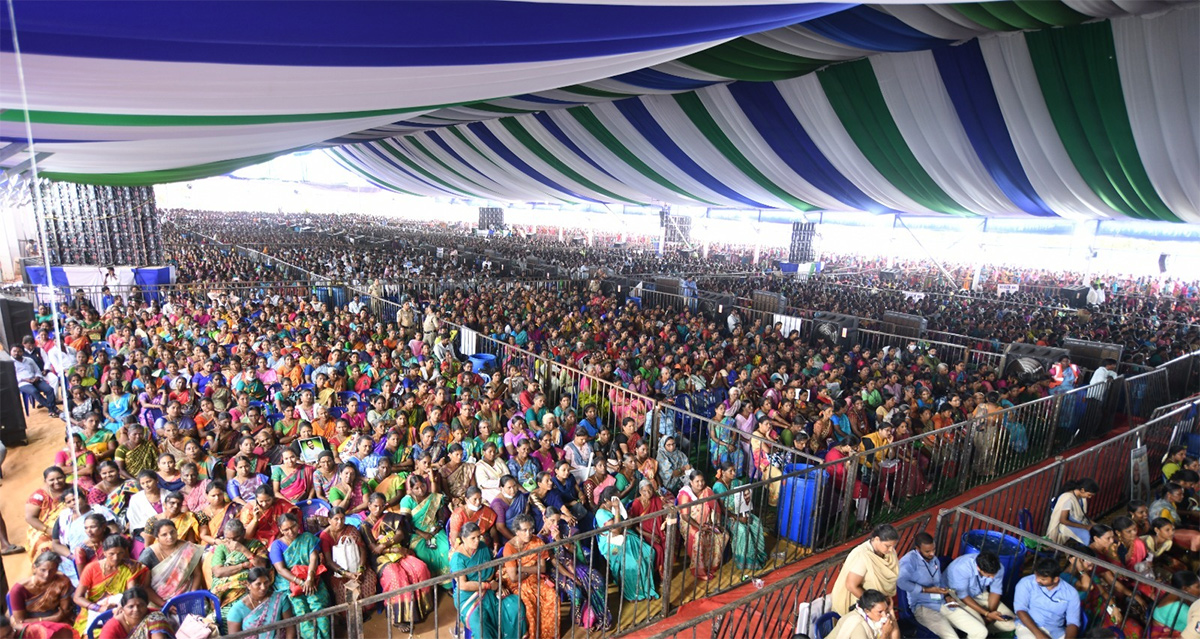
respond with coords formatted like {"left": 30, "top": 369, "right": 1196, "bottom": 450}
{"left": 268, "top": 513, "right": 331, "bottom": 639}
{"left": 593, "top": 486, "right": 659, "bottom": 601}
{"left": 211, "top": 519, "right": 267, "bottom": 616}
{"left": 713, "top": 461, "right": 766, "bottom": 571}
{"left": 397, "top": 471, "right": 452, "bottom": 585}
{"left": 450, "top": 522, "right": 527, "bottom": 639}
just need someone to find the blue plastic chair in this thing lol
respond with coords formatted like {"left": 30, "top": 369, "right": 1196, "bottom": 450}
{"left": 21, "top": 392, "right": 32, "bottom": 416}
{"left": 249, "top": 400, "right": 266, "bottom": 410}
{"left": 338, "top": 391, "right": 360, "bottom": 406}
{"left": 329, "top": 407, "right": 346, "bottom": 419}
{"left": 87, "top": 609, "right": 115, "bottom": 639}
{"left": 296, "top": 498, "right": 332, "bottom": 532}
{"left": 813, "top": 611, "right": 839, "bottom": 639}
{"left": 298, "top": 383, "right": 316, "bottom": 392}
{"left": 164, "top": 590, "right": 223, "bottom": 626}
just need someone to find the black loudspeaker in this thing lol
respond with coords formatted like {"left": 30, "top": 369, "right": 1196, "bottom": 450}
{"left": 478, "top": 207, "right": 504, "bottom": 230}
{"left": 1159, "top": 253, "right": 1170, "bottom": 273}
{"left": 1059, "top": 285, "right": 1089, "bottom": 309}
{"left": 812, "top": 312, "right": 859, "bottom": 349}
{"left": 655, "top": 277, "right": 682, "bottom": 297}
{"left": 0, "top": 296, "right": 35, "bottom": 350}
{"left": 789, "top": 222, "right": 816, "bottom": 263}
{"left": 1061, "top": 338, "right": 1124, "bottom": 374}
{"left": 0, "top": 352, "right": 28, "bottom": 445}
{"left": 879, "top": 269, "right": 900, "bottom": 283}
{"left": 881, "top": 311, "right": 927, "bottom": 339}
{"left": 1001, "top": 344, "right": 1070, "bottom": 384}
{"left": 751, "top": 290, "right": 786, "bottom": 314}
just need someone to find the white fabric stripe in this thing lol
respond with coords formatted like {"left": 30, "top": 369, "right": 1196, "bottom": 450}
{"left": 696, "top": 84, "right": 852, "bottom": 211}
{"left": 524, "top": 89, "right": 625, "bottom": 104}
{"left": 588, "top": 101, "right": 749, "bottom": 206}
{"left": 873, "top": 5, "right": 993, "bottom": 40}
{"left": 871, "top": 50, "right": 1021, "bottom": 216}
{"left": 979, "top": 33, "right": 1125, "bottom": 220}
{"left": 1062, "top": 0, "right": 1177, "bottom": 18}
{"left": 774, "top": 73, "right": 940, "bottom": 215}
{"left": 543, "top": 109, "right": 713, "bottom": 206}
{"left": 482, "top": 118, "right": 635, "bottom": 202}
{"left": 584, "top": 78, "right": 688, "bottom": 96}
{"left": 381, "top": 137, "right": 512, "bottom": 200}
{"left": 398, "top": 132, "right": 526, "bottom": 200}
{"left": 746, "top": 25, "right": 872, "bottom": 60}
{"left": 445, "top": 126, "right": 580, "bottom": 202}
{"left": 646, "top": 60, "right": 732, "bottom": 82}
{"left": 1112, "top": 6, "right": 1200, "bottom": 222}
{"left": 338, "top": 145, "right": 456, "bottom": 197}
{"left": 0, "top": 42, "right": 721, "bottom": 116}
{"left": 23, "top": 112, "right": 410, "bottom": 173}
{"left": 503, "top": 114, "right": 655, "bottom": 202}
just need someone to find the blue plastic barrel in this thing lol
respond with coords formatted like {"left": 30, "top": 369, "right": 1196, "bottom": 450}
{"left": 778, "top": 463, "right": 827, "bottom": 548}
{"left": 960, "top": 530, "right": 1027, "bottom": 602}
{"left": 469, "top": 352, "right": 497, "bottom": 373}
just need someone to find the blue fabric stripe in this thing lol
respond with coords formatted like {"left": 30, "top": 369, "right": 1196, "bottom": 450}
{"left": 614, "top": 99, "right": 769, "bottom": 208}
{"left": 0, "top": 1, "right": 853, "bottom": 67}
{"left": 360, "top": 144, "right": 459, "bottom": 196}
{"left": 531, "top": 112, "right": 615, "bottom": 179}
{"left": 465, "top": 122, "right": 601, "bottom": 203}
{"left": 802, "top": 6, "right": 946, "bottom": 53}
{"left": 726, "top": 81, "right": 888, "bottom": 213}
{"left": 611, "top": 68, "right": 716, "bottom": 91}
{"left": 932, "top": 42, "right": 1055, "bottom": 217}
{"left": 406, "top": 132, "right": 505, "bottom": 192}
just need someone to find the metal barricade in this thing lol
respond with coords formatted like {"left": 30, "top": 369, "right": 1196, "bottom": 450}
{"left": 1125, "top": 368, "right": 1171, "bottom": 421}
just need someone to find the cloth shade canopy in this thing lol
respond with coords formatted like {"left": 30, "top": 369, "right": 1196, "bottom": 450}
{"left": 0, "top": 0, "right": 1195, "bottom": 221}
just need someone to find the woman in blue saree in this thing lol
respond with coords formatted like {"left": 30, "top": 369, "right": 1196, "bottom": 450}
{"left": 450, "top": 522, "right": 527, "bottom": 639}
{"left": 593, "top": 486, "right": 658, "bottom": 601}
{"left": 398, "top": 472, "right": 452, "bottom": 584}
{"left": 227, "top": 567, "right": 295, "bottom": 639}
{"left": 268, "top": 513, "right": 331, "bottom": 639}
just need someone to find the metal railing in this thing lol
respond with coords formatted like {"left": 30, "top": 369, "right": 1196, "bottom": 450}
{"left": 1125, "top": 368, "right": 1172, "bottom": 421}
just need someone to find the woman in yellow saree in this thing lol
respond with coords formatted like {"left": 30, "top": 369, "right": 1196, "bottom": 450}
{"left": 24, "top": 467, "right": 70, "bottom": 561}
{"left": 72, "top": 535, "right": 157, "bottom": 635}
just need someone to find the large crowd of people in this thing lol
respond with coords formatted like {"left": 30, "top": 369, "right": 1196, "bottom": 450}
{"left": 3, "top": 210, "right": 1195, "bottom": 639}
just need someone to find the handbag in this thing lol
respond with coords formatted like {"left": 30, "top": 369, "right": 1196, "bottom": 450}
{"left": 175, "top": 614, "right": 215, "bottom": 639}
{"left": 332, "top": 536, "right": 362, "bottom": 574}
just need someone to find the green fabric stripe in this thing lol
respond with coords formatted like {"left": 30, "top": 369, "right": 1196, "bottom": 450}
{"left": 1024, "top": 23, "right": 1178, "bottom": 222}
{"left": 818, "top": 60, "right": 974, "bottom": 216}
{"left": 561, "top": 85, "right": 633, "bottom": 99}
{"left": 462, "top": 103, "right": 538, "bottom": 115}
{"left": 328, "top": 149, "right": 421, "bottom": 196}
{"left": 376, "top": 139, "right": 476, "bottom": 197}
{"left": 952, "top": 2, "right": 1086, "bottom": 31}
{"left": 566, "top": 107, "right": 715, "bottom": 205}
{"left": 499, "top": 118, "right": 640, "bottom": 204}
{"left": 0, "top": 104, "right": 440, "bottom": 127}
{"left": 680, "top": 39, "right": 826, "bottom": 82}
{"left": 40, "top": 151, "right": 293, "bottom": 185}
{"left": 406, "top": 137, "right": 498, "bottom": 195}
{"left": 444, "top": 127, "right": 578, "bottom": 204}
{"left": 672, "top": 92, "right": 815, "bottom": 210}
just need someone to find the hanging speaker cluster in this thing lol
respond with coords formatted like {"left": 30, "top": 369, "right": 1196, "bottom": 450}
{"left": 32, "top": 180, "right": 162, "bottom": 266}
{"left": 477, "top": 207, "right": 505, "bottom": 231}
{"left": 789, "top": 222, "right": 816, "bottom": 263}
{"left": 663, "top": 214, "right": 691, "bottom": 245}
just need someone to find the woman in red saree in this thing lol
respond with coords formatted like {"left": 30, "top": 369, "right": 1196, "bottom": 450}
{"left": 319, "top": 508, "right": 377, "bottom": 605}
{"left": 362, "top": 493, "right": 434, "bottom": 631}
{"left": 628, "top": 480, "right": 668, "bottom": 577}
{"left": 239, "top": 484, "right": 300, "bottom": 546}
{"left": 503, "top": 514, "right": 561, "bottom": 639}
{"left": 676, "top": 472, "right": 728, "bottom": 581}
{"left": 271, "top": 449, "right": 314, "bottom": 503}
{"left": 448, "top": 487, "right": 498, "bottom": 551}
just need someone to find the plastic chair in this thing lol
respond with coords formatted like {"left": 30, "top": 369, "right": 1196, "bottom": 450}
{"left": 21, "top": 392, "right": 32, "bottom": 416}
{"left": 338, "top": 391, "right": 360, "bottom": 406}
{"left": 249, "top": 400, "right": 266, "bottom": 410}
{"left": 298, "top": 383, "right": 316, "bottom": 392}
{"left": 164, "top": 590, "right": 223, "bottom": 626}
{"left": 87, "top": 609, "right": 115, "bottom": 639}
{"left": 813, "top": 612, "right": 839, "bottom": 639}
{"left": 329, "top": 407, "right": 346, "bottom": 419}
{"left": 296, "top": 498, "right": 332, "bottom": 532}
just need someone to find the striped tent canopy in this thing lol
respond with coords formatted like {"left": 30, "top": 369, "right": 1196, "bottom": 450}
{"left": 1, "top": 1, "right": 1197, "bottom": 221}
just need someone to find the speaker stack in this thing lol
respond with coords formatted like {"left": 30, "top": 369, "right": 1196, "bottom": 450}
{"left": 1061, "top": 338, "right": 1124, "bottom": 374}
{"left": 812, "top": 312, "right": 859, "bottom": 349}
{"left": 663, "top": 215, "right": 692, "bottom": 245}
{"left": 789, "top": 222, "right": 816, "bottom": 263}
{"left": 1000, "top": 344, "right": 1070, "bottom": 384}
{"left": 32, "top": 180, "right": 162, "bottom": 266}
{"left": 477, "top": 207, "right": 505, "bottom": 231}
{"left": 881, "top": 311, "right": 927, "bottom": 339}
{"left": 879, "top": 269, "right": 900, "bottom": 283}
{"left": 0, "top": 352, "right": 28, "bottom": 445}
{"left": 0, "top": 295, "right": 35, "bottom": 350}
{"left": 751, "top": 290, "right": 787, "bottom": 315}
{"left": 1059, "top": 285, "right": 1089, "bottom": 309}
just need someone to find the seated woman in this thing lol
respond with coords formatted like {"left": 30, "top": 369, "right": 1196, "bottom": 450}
{"left": 677, "top": 471, "right": 728, "bottom": 581}
{"left": 326, "top": 463, "right": 369, "bottom": 517}
{"left": 828, "top": 589, "right": 900, "bottom": 639}
{"left": 1047, "top": 478, "right": 1099, "bottom": 545}
{"left": 440, "top": 444, "right": 475, "bottom": 509}
{"left": 138, "top": 520, "right": 204, "bottom": 603}
{"left": 272, "top": 449, "right": 314, "bottom": 504}
{"left": 398, "top": 473, "right": 451, "bottom": 583}
{"left": 125, "top": 471, "right": 164, "bottom": 552}
{"left": 502, "top": 514, "right": 560, "bottom": 639}
{"left": 97, "top": 587, "right": 172, "bottom": 639}
{"left": 1149, "top": 483, "right": 1200, "bottom": 552}
{"left": 177, "top": 462, "right": 209, "bottom": 514}
{"left": 72, "top": 535, "right": 156, "bottom": 636}
{"left": 628, "top": 479, "right": 669, "bottom": 577}
{"left": 594, "top": 487, "right": 658, "bottom": 601}
{"left": 154, "top": 454, "right": 182, "bottom": 493}
{"left": 88, "top": 461, "right": 138, "bottom": 522}
{"left": 240, "top": 485, "right": 300, "bottom": 546}
{"left": 8, "top": 552, "right": 75, "bottom": 632}
{"left": 226, "top": 567, "right": 296, "bottom": 639}
{"left": 228, "top": 456, "right": 269, "bottom": 508}
{"left": 319, "top": 508, "right": 377, "bottom": 606}
{"left": 361, "top": 493, "right": 434, "bottom": 631}
{"left": 713, "top": 461, "right": 766, "bottom": 571}
{"left": 449, "top": 522, "right": 526, "bottom": 639}
{"left": 448, "top": 487, "right": 498, "bottom": 551}
{"left": 200, "top": 481, "right": 240, "bottom": 546}
{"left": 210, "top": 519, "right": 266, "bottom": 616}
{"left": 158, "top": 492, "right": 201, "bottom": 545}
{"left": 1150, "top": 571, "right": 1200, "bottom": 637}
{"left": 268, "top": 513, "right": 332, "bottom": 639}
{"left": 55, "top": 432, "right": 96, "bottom": 492}
{"left": 25, "top": 467, "right": 70, "bottom": 561}
{"left": 541, "top": 512, "right": 612, "bottom": 630}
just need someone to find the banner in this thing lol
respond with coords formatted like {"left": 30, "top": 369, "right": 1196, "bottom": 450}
{"left": 997, "top": 284, "right": 1020, "bottom": 295}
{"left": 902, "top": 291, "right": 926, "bottom": 302}
{"left": 1129, "top": 445, "right": 1151, "bottom": 505}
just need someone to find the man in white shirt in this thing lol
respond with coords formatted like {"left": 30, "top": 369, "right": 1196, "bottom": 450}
{"left": 1089, "top": 358, "right": 1119, "bottom": 386}
{"left": 10, "top": 344, "right": 60, "bottom": 416}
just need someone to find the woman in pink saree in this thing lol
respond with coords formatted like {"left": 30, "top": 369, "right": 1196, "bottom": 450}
{"left": 138, "top": 520, "right": 204, "bottom": 601}
{"left": 676, "top": 472, "right": 728, "bottom": 581}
